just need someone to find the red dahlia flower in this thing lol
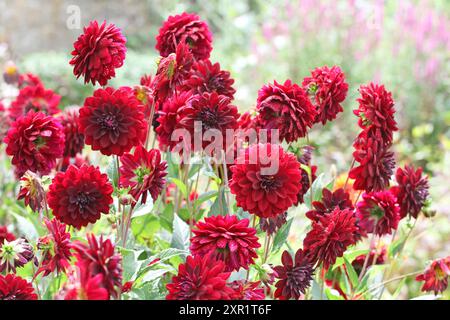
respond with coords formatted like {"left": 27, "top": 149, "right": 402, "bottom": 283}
{"left": 230, "top": 143, "right": 302, "bottom": 218}
{"left": 119, "top": 146, "right": 168, "bottom": 204}
{"left": 181, "top": 59, "right": 236, "bottom": 99}
{"left": 190, "top": 215, "right": 261, "bottom": 271}
{"left": 177, "top": 92, "right": 239, "bottom": 152}
{"left": 416, "top": 257, "right": 450, "bottom": 295}
{"left": 0, "top": 238, "right": 34, "bottom": 273}
{"left": 306, "top": 188, "right": 354, "bottom": 222}
{"left": 9, "top": 84, "right": 61, "bottom": 120}
{"left": 273, "top": 249, "right": 315, "bottom": 300}
{"left": 166, "top": 254, "right": 235, "bottom": 300}
{"left": 256, "top": 80, "right": 316, "bottom": 143}
{"left": 78, "top": 86, "right": 147, "bottom": 156}
{"left": 156, "top": 12, "right": 213, "bottom": 60}
{"left": 17, "top": 171, "right": 45, "bottom": 213}
{"left": 70, "top": 20, "right": 126, "bottom": 86}
{"left": 18, "top": 73, "right": 42, "bottom": 88}
{"left": 303, "top": 208, "right": 359, "bottom": 268}
{"left": 352, "top": 245, "right": 387, "bottom": 275}
{"left": 0, "top": 274, "right": 38, "bottom": 300}
{"left": 36, "top": 218, "right": 73, "bottom": 277}
{"left": 47, "top": 165, "right": 113, "bottom": 229}
{"left": 0, "top": 226, "right": 15, "bottom": 245}
{"left": 390, "top": 165, "right": 429, "bottom": 219}
{"left": 260, "top": 212, "right": 287, "bottom": 235}
{"left": 4, "top": 111, "right": 65, "bottom": 177}
{"left": 230, "top": 281, "right": 265, "bottom": 300}
{"left": 302, "top": 65, "right": 348, "bottom": 125}
{"left": 62, "top": 265, "right": 109, "bottom": 300}
{"left": 354, "top": 83, "right": 397, "bottom": 146}
{"left": 73, "top": 234, "right": 122, "bottom": 299}
{"left": 59, "top": 107, "right": 84, "bottom": 158}
{"left": 356, "top": 191, "right": 400, "bottom": 236}
{"left": 156, "top": 91, "right": 192, "bottom": 151}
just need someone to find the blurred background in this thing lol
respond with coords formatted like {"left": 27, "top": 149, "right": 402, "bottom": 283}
{"left": 0, "top": 0, "right": 449, "bottom": 298}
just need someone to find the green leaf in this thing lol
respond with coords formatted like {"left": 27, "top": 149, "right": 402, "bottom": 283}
{"left": 271, "top": 218, "right": 293, "bottom": 252}
{"left": 106, "top": 157, "right": 119, "bottom": 188}
{"left": 333, "top": 249, "right": 369, "bottom": 271}
{"left": 193, "top": 190, "right": 218, "bottom": 207}
{"left": 344, "top": 257, "right": 359, "bottom": 289}
{"left": 140, "top": 267, "right": 173, "bottom": 283}
{"left": 303, "top": 173, "right": 330, "bottom": 209}
{"left": 11, "top": 212, "right": 39, "bottom": 241}
{"left": 235, "top": 207, "right": 251, "bottom": 221}
{"left": 132, "top": 198, "right": 154, "bottom": 219}
{"left": 171, "top": 214, "right": 190, "bottom": 250}
{"left": 121, "top": 248, "right": 144, "bottom": 282}
{"left": 209, "top": 187, "right": 228, "bottom": 216}
{"left": 160, "top": 203, "right": 174, "bottom": 232}
{"left": 169, "top": 178, "right": 188, "bottom": 198}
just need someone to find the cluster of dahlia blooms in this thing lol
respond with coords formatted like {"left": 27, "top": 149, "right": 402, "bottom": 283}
{"left": 0, "top": 11, "right": 443, "bottom": 301}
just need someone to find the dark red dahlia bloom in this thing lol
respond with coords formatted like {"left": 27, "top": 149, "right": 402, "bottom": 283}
{"left": 36, "top": 218, "right": 72, "bottom": 277}
{"left": 273, "top": 249, "right": 315, "bottom": 300}
{"left": 260, "top": 212, "right": 287, "bottom": 235}
{"left": 356, "top": 191, "right": 400, "bottom": 236}
{"left": 70, "top": 20, "right": 126, "bottom": 86}
{"left": 119, "top": 146, "right": 168, "bottom": 204}
{"left": 0, "top": 226, "right": 15, "bottom": 245}
{"left": 256, "top": 80, "right": 316, "bottom": 143}
{"left": 354, "top": 83, "right": 397, "bottom": 146}
{"left": 296, "top": 164, "right": 317, "bottom": 205}
{"left": 352, "top": 246, "right": 387, "bottom": 275}
{"left": 230, "top": 143, "right": 302, "bottom": 218}
{"left": 78, "top": 87, "right": 147, "bottom": 156}
{"left": 177, "top": 92, "right": 240, "bottom": 151}
{"left": 181, "top": 60, "right": 236, "bottom": 99}
{"left": 4, "top": 111, "right": 65, "bottom": 177}
{"left": 302, "top": 65, "right": 348, "bottom": 125}
{"left": 9, "top": 84, "right": 60, "bottom": 120}
{"left": 230, "top": 281, "right": 265, "bottom": 300}
{"left": 59, "top": 107, "right": 84, "bottom": 158}
{"left": 156, "top": 91, "right": 193, "bottom": 151}
{"left": 0, "top": 274, "right": 37, "bottom": 300}
{"left": 47, "top": 165, "right": 113, "bottom": 229}
{"left": 416, "top": 257, "right": 450, "bottom": 295}
{"left": 18, "top": 73, "right": 42, "bottom": 88}
{"left": 156, "top": 12, "right": 212, "bottom": 61}
{"left": 190, "top": 215, "right": 261, "bottom": 271}
{"left": 0, "top": 238, "right": 34, "bottom": 273}
{"left": 17, "top": 171, "right": 45, "bottom": 213}
{"left": 349, "top": 134, "right": 395, "bottom": 192}
{"left": 63, "top": 264, "right": 109, "bottom": 300}
{"left": 306, "top": 188, "right": 354, "bottom": 222}
{"left": 73, "top": 234, "right": 122, "bottom": 299}
{"left": 303, "top": 208, "right": 359, "bottom": 268}
{"left": 390, "top": 165, "right": 429, "bottom": 219}
{"left": 166, "top": 254, "right": 235, "bottom": 300}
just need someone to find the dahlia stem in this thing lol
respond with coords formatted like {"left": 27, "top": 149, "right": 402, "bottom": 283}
{"left": 343, "top": 158, "right": 355, "bottom": 190}
{"left": 145, "top": 101, "right": 156, "bottom": 150}
{"left": 358, "top": 232, "right": 377, "bottom": 283}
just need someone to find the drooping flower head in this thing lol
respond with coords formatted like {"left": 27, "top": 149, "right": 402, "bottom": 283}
{"left": 273, "top": 249, "right": 315, "bottom": 300}
{"left": 36, "top": 218, "right": 73, "bottom": 277}
{"left": 302, "top": 65, "right": 348, "bottom": 125}
{"left": 73, "top": 234, "right": 122, "bottom": 299}
{"left": 0, "top": 238, "right": 34, "bottom": 273}
{"left": 166, "top": 254, "right": 235, "bottom": 300}
{"left": 256, "top": 80, "right": 316, "bottom": 143}
{"left": 47, "top": 165, "right": 113, "bottom": 229}
{"left": 17, "top": 171, "right": 46, "bottom": 213}
{"left": 390, "top": 165, "right": 429, "bottom": 219}
{"left": 4, "top": 110, "right": 65, "bottom": 177}
{"left": 260, "top": 212, "right": 288, "bottom": 235}
{"left": 356, "top": 191, "right": 400, "bottom": 236}
{"left": 59, "top": 107, "right": 84, "bottom": 158}
{"left": 190, "top": 215, "right": 261, "bottom": 271}
{"left": 0, "top": 274, "right": 38, "bottom": 300}
{"left": 230, "top": 143, "right": 302, "bottom": 218}
{"left": 229, "top": 281, "right": 265, "bottom": 300}
{"left": 0, "top": 226, "right": 15, "bottom": 245}
{"left": 156, "top": 12, "right": 213, "bottom": 60}
{"left": 306, "top": 188, "right": 354, "bottom": 222}
{"left": 303, "top": 208, "right": 359, "bottom": 268}
{"left": 78, "top": 87, "right": 147, "bottom": 156}
{"left": 416, "top": 257, "right": 450, "bottom": 295}
{"left": 181, "top": 60, "right": 236, "bottom": 99}
{"left": 119, "top": 146, "right": 168, "bottom": 204}
{"left": 9, "top": 84, "right": 61, "bottom": 120}
{"left": 70, "top": 20, "right": 127, "bottom": 86}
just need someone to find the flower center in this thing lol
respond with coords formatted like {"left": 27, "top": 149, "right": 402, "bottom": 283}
{"left": 74, "top": 192, "right": 94, "bottom": 212}
{"left": 370, "top": 206, "right": 384, "bottom": 220}
{"left": 198, "top": 108, "right": 219, "bottom": 129}
{"left": 260, "top": 175, "right": 280, "bottom": 191}
{"left": 133, "top": 166, "right": 152, "bottom": 184}
{"left": 99, "top": 113, "right": 119, "bottom": 131}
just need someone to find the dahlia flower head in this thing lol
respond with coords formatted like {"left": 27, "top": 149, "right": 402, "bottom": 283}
{"left": 156, "top": 12, "right": 213, "bottom": 61}
{"left": 18, "top": 72, "right": 43, "bottom": 88}
{"left": 352, "top": 245, "right": 387, "bottom": 275}
{"left": 229, "top": 143, "right": 302, "bottom": 218}
{"left": 78, "top": 86, "right": 148, "bottom": 156}
{"left": 303, "top": 207, "right": 359, "bottom": 268}
{"left": 166, "top": 254, "right": 235, "bottom": 300}
{"left": 4, "top": 110, "right": 65, "bottom": 177}
{"left": 0, "top": 274, "right": 38, "bottom": 300}
{"left": 59, "top": 107, "right": 84, "bottom": 158}
{"left": 306, "top": 188, "right": 354, "bottom": 222}
{"left": 391, "top": 165, "right": 429, "bottom": 219}
{"left": 273, "top": 249, "right": 315, "bottom": 300}
{"left": 190, "top": 215, "right": 261, "bottom": 272}
{"left": 70, "top": 20, "right": 127, "bottom": 86}
{"left": 61, "top": 264, "right": 109, "bottom": 300}
{"left": 0, "top": 226, "right": 15, "bottom": 245}
{"left": 416, "top": 256, "right": 450, "bottom": 295}
{"left": 260, "top": 212, "right": 288, "bottom": 235}
{"left": 356, "top": 191, "right": 400, "bottom": 236}
{"left": 119, "top": 146, "right": 168, "bottom": 205}
{"left": 0, "top": 238, "right": 34, "bottom": 273}
{"left": 230, "top": 281, "right": 265, "bottom": 300}
{"left": 9, "top": 84, "right": 61, "bottom": 120}
{"left": 256, "top": 80, "right": 317, "bottom": 143}
{"left": 302, "top": 65, "right": 348, "bottom": 125}
{"left": 17, "top": 170, "right": 46, "bottom": 213}
{"left": 47, "top": 164, "right": 113, "bottom": 229}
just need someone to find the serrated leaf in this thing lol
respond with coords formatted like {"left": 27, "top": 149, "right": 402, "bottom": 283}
{"left": 271, "top": 218, "right": 293, "bottom": 252}
{"left": 171, "top": 214, "right": 190, "bottom": 250}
